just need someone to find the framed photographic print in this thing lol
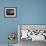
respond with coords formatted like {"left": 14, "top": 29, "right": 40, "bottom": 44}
{"left": 4, "top": 7, "right": 16, "bottom": 18}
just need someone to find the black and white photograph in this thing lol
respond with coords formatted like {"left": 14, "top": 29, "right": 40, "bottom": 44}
{"left": 18, "top": 25, "right": 46, "bottom": 46}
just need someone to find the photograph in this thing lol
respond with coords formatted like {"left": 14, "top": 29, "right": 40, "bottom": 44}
{"left": 18, "top": 24, "right": 46, "bottom": 46}
{"left": 4, "top": 7, "right": 16, "bottom": 18}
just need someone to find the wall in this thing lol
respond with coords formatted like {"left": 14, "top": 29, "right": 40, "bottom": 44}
{"left": 0, "top": 0, "right": 46, "bottom": 44}
{"left": 20, "top": 0, "right": 46, "bottom": 24}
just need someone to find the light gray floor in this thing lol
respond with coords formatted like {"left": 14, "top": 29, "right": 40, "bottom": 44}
{"left": 0, "top": 40, "right": 46, "bottom": 46}
{"left": 19, "top": 39, "right": 46, "bottom": 46}
{"left": 0, "top": 44, "right": 18, "bottom": 46}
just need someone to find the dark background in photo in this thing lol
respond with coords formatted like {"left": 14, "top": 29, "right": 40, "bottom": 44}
{"left": 6, "top": 9, "right": 14, "bottom": 15}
